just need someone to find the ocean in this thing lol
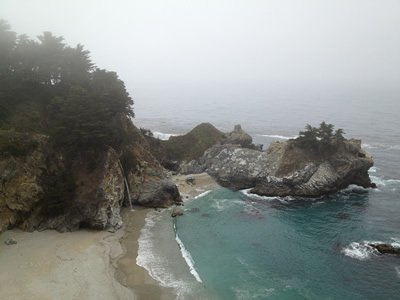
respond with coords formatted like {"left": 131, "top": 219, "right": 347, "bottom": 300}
{"left": 133, "top": 83, "right": 400, "bottom": 299}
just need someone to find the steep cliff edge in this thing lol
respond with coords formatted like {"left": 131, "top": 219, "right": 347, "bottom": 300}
{"left": 180, "top": 136, "right": 374, "bottom": 197}
{"left": 0, "top": 116, "right": 181, "bottom": 233}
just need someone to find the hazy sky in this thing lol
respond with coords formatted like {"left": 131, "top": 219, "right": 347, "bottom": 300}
{"left": 2, "top": 0, "right": 400, "bottom": 95}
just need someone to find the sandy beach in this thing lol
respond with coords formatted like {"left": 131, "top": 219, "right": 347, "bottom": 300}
{"left": 172, "top": 172, "right": 219, "bottom": 200}
{"left": 0, "top": 227, "right": 133, "bottom": 300}
{"left": 0, "top": 172, "right": 217, "bottom": 300}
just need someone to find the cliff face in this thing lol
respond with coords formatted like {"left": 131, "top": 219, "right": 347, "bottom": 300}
{"left": 180, "top": 138, "right": 374, "bottom": 197}
{"left": 0, "top": 116, "right": 181, "bottom": 233}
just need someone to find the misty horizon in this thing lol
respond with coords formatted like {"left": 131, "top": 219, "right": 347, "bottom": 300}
{"left": 2, "top": 0, "right": 399, "bottom": 100}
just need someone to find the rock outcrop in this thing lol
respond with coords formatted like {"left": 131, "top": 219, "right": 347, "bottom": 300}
{"left": 221, "top": 124, "right": 253, "bottom": 148}
{"left": 0, "top": 116, "right": 181, "bottom": 233}
{"left": 145, "top": 123, "right": 262, "bottom": 171}
{"left": 369, "top": 243, "right": 400, "bottom": 255}
{"left": 180, "top": 138, "right": 374, "bottom": 197}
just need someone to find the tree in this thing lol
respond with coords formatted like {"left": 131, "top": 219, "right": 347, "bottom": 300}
{"left": 0, "top": 20, "right": 17, "bottom": 76}
{"left": 1, "top": 21, "right": 136, "bottom": 146}
{"left": 60, "top": 44, "right": 94, "bottom": 85}
{"left": 90, "top": 68, "right": 134, "bottom": 118}
{"left": 10, "top": 34, "right": 40, "bottom": 82}
{"left": 37, "top": 32, "right": 65, "bottom": 85}
{"left": 293, "top": 122, "right": 345, "bottom": 150}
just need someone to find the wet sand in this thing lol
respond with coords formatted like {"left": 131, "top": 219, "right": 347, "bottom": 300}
{"left": 116, "top": 172, "right": 218, "bottom": 299}
{"left": 115, "top": 207, "right": 176, "bottom": 300}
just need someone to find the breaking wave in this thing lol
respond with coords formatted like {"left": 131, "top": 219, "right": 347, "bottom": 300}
{"left": 341, "top": 241, "right": 380, "bottom": 260}
{"left": 174, "top": 223, "right": 203, "bottom": 283}
{"left": 153, "top": 131, "right": 177, "bottom": 140}
{"left": 257, "top": 134, "right": 298, "bottom": 140}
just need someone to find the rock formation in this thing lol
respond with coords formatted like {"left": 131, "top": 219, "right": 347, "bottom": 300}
{"left": 369, "top": 243, "right": 400, "bottom": 255}
{"left": 180, "top": 138, "right": 374, "bottom": 197}
{"left": 221, "top": 124, "right": 253, "bottom": 147}
{"left": 0, "top": 115, "right": 181, "bottom": 233}
{"left": 145, "top": 123, "right": 262, "bottom": 170}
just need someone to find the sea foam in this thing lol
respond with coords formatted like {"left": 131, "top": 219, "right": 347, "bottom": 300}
{"left": 341, "top": 240, "right": 400, "bottom": 260}
{"left": 240, "top": 189, "right": 296, "bottom": 203}
{"left": 341, "top": 241, "right": 379, "bottom": 260}
{"left": 194, "top": 190, "right": 212, "bottom": 199}
{"left": 258, "top": 134, "right": 298, "bottom": 140}
{"left": 137, "top": 211, "right": 194, "bottom": 299}
{"left": 153, "top": 131, "right": 177, "bottom": 140}
{"left": 174, "top": 223, "right": 203, "bottom": 283}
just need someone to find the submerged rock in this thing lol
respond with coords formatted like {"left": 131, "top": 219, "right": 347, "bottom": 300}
{"left": 180, "top": 138, "right": 374, "bottom": 198}
{"left": 171, "top": 210, "right": 183, "bottom": 217}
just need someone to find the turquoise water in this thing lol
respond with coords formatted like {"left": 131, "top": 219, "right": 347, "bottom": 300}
{"left": 175, "top": 181, "right": 400, "bottom": 299}
{"left": 134, "top": 84, "right": 400, "bottom": 299}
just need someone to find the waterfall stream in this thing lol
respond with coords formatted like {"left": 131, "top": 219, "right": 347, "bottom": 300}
{"left": 118, "top": 159, "right": 134, "bottom": 211}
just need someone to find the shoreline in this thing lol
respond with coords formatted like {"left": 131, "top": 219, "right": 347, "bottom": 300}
{"left": 173, "top": 172, "right": 219, "bottom": 200}
{"left": 116, "top": 172, "right": 218, "bottom": 299}
{"left": 115, "top": 206, "right": 176, "bottom": 299}
{"left": 0, "top": 173, "right": 218, "bottom": 300}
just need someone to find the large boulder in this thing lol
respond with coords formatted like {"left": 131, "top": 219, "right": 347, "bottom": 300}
{"left": 369, "top": 243, "right": 400, "bottom": 255}
{"left": 180, "top": 138, "right": 374, "bottom": 197}
{"left": 222, "top": 124, "right": 253, "bottom": 148}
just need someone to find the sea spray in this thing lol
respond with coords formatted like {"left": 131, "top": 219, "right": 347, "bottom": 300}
{"left": 341, "top": 241, "right": 379, "bottom": 260}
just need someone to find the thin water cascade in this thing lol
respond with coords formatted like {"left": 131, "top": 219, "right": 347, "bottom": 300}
{"left": 118, "top": 159, "right": 134, "bottom": 211}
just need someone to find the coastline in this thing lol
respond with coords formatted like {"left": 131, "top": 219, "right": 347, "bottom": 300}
{"left": 173, "top": 172, "right": 219, "bottom": 200}
{"left": 115, "top": 206, "right": 176, "bottom": 299}
{"left": 0, "top": 173, "right": 218, "bottom": 300}
{"left": 116, "top": 172, "right": 218, "bottom": 299}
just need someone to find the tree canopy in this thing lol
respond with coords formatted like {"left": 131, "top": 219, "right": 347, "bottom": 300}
{"left": 293, "top": 122, "right": 345, "bottom": 151}
{"left": 0, "top": 20, "right": 134, "bottom": 148}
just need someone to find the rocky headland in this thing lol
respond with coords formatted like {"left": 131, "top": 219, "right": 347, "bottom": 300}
{"left": 150, "top": 123, "right": 375, "bottom": 198}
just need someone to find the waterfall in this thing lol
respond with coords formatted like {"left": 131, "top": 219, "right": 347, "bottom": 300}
{"left": 118, "top": 159, "right": 134, "bottom": 211}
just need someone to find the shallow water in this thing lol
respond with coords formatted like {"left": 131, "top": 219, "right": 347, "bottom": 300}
{"left": 134, "top": 84, "right": 400, "bottom": 299}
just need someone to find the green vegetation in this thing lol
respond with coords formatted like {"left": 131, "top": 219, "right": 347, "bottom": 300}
{"left": 0, "top": 131, "right": 39, "bottom": 158}
{"left": 162, "top": 123, "right": 224, "bottom": 162}
{"left": 140, "top": 127, "right": 154, "bottom": 137}
{"left": 40, "top": 171, "right": 77, "bottom": 217}
{"left": 0, "top": 20, "right": 134, "bottom": 148}
{"left": 292, "top": 122, "right": 345, "bottom": 151}
{"left": 0, "top": 20, "right": 138, "bottom": 216}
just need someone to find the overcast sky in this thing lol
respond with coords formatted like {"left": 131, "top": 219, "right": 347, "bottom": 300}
{"left": 2, "top": 0, "right": 400, "bottom": 95}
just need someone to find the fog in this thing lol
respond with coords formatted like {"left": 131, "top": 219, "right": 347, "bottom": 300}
{"left": 2, "top": 0, "right": 400, "bottom": 97}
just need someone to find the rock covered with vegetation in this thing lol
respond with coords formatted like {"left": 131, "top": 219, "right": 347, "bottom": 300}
{"left": 0, "top": 21, "right": 180, "bottom": 233}
{"left": 180, "top": 122, "right": 375, "bottom": 197}
{"left": 144, "top": 123, "right": 262, "bottom": 171}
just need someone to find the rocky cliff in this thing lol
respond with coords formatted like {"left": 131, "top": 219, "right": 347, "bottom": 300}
{"left": 180, "top": 137, "right": 375, "bottom": 197}
{"left": 0, "top": 116, "right": 181, "bottom": 233}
